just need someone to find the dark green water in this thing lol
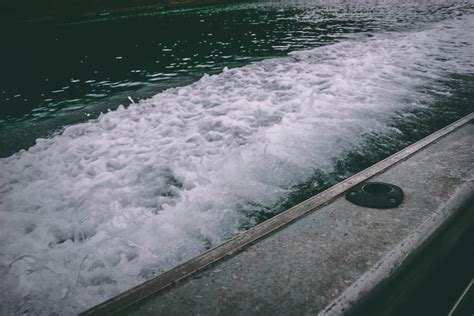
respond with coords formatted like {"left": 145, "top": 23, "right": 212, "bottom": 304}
{"left": 1, "top": 0, "right": 472, "bottom": 156}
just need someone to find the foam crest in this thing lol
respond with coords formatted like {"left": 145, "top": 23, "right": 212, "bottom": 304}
{"left": 0, "top": 15, "right": 473, "bottom": 314}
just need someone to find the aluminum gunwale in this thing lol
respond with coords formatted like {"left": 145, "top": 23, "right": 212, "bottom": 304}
{"left": 320, "top": 179, "right": 474, "bottom": 315}
{"left": 81, "top": 112, "right": 473, "bottom": 315}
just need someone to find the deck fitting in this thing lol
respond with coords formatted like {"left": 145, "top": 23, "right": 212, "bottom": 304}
{"left": 346, "top": 182, "right": 403, "bottom": 209}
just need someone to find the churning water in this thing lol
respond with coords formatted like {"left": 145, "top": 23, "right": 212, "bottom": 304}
{"left": 0, "top": 0, "right": 473, "bottom": 314}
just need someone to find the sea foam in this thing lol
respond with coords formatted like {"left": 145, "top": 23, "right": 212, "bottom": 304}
{"left": 0, "top": 15, "right": 473, "bottom": 314}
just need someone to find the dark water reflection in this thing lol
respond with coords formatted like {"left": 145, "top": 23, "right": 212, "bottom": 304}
{"left": 0, "top": 0, "right": 472, "bottom": 156}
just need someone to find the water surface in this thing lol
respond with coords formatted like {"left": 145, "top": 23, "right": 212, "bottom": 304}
{"left": 0, "top": 1, "right": 473, "bottom": 314}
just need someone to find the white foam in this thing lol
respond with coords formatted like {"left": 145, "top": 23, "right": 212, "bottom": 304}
{"left": 0, "top": 15, "right": 473, "bottom": 314}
